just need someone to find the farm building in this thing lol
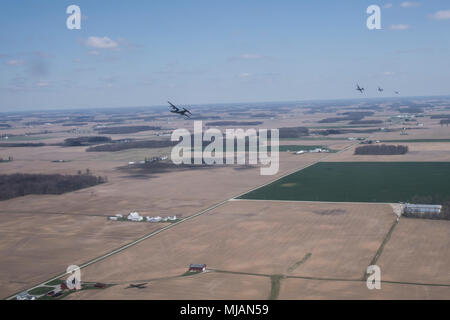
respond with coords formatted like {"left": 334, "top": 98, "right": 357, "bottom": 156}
{"left": 127, "top": 211, "right": 143, "bottom": 222}
{"left": 146, "top": 216, "right": 162, "bottom": 222}
{"left": 310, "top": 148, "right": 329, "bottom": 153}
{"left": 403, "top": 204, "right": 442, "bottom": 215}
{"left": 189, "top": 264, "right": 206, "bottom": 272}
{"left": 16, "top": 291, "right": 35, "bottom": 300}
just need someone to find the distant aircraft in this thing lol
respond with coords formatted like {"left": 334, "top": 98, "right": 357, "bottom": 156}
{"left": 356, "top": 84, "right": 365, "bottom": 93}
{"left": 168, "top": 101, "right": 192, "bottom": 118}
{"left": 126, "top": 283, "right": 148, "bottom": 289}
{"left": 378, "top": 87, "right": 384, "bottom": 92}
{"left": 395, "top": 91, "right": 400, "bottom": 95}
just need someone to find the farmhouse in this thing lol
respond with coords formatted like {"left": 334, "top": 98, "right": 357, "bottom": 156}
{"left": 189, "top": 264, "right": 206, "bottom": 272}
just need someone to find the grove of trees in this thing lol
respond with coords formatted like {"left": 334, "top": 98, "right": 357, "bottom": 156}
{"left": 63, "top": 136, "right": 112, "bottom": 146}
{"left": 87, "top": 140, "right": 176, "bottom": 152}
{"left": 0, "top": 173, "right": 107, "bottom": 201}
{"left": 354, "top": 144, "right": 408, "bottom": 155}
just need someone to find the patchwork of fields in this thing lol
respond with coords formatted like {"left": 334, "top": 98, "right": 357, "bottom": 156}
{"left": 2, "top": 98, "right": 450, "bottom": 300}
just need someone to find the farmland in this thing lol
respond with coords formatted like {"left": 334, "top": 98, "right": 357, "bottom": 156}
{"left": 239, "top": 162, "right": 450, "bottom": 203}
{"left": 1, "top": 96, "right": 449, "bottom": 300}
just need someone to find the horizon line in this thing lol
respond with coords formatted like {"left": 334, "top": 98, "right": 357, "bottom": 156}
{"left": 1, "top": 93, "right": 450, "bottom": 115}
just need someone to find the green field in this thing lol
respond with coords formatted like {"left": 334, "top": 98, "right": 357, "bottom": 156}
{"left": 239, "top": 162, "right": 450, "bottom": 203}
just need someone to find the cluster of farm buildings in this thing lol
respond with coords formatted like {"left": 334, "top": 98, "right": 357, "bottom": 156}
{"left": 294, "top": 148, "right": 330, "bottom": 155}
{"left": 17, "top": 282, "right": 107, "bottom": 300}
{"left": 128, "top": 156, "right": 168, "bottom": 166}
{"left": 108, "top": 211, "right": 177, "bottom": 223}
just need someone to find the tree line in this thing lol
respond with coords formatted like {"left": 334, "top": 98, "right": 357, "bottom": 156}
{"left": 87, "top": 140, "right": 176, "bottom": 152}
{"left": 94, "top": 125, "right": 161, "bottom": 134}
{"left": 0, "top": 172, "right": 107, "bottom": 201}
{"left": 63, "top": 136, "right": 112, "bottom": 146}
{"left": 205, "top": 121, "right": 263, "bottom": 126}
{"left": 354, "top": 144, "right": 408, "bottom": 155}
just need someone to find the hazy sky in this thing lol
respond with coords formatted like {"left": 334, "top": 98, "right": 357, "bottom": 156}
{"left": 0, "top": 0, "right": 449, "bottom": 111}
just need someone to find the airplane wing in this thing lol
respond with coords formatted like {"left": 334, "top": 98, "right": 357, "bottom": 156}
{"left": 168, "top": 101, "right": 179, "bottom": 111}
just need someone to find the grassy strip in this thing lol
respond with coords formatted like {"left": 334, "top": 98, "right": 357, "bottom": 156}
{"left": 28, "top": 286, "right": 53, "bottom": 295}
{"left": 363, "top": 218, "right": 399, "bottom": 281}
{"left": 269, "top": 275, "right": 283, "bottom": 300}
{"left": 287, "top": 253, "right": 312, "bottom": 273}
{"left": 45, "top": 279, "right": 63, "bottom": 286}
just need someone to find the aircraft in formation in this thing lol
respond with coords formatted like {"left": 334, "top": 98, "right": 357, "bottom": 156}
{"left": 169, "top": 84, "right": 399, "bottom": 117}
{"left": 168, "top": 101, "right": 192, "bottom": 118}
{"left": 357, "top": 84, "right": 399, "bottom": 95}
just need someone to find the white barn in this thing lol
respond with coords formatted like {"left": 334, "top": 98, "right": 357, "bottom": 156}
{"left": 403, "top": 204, "right": 442, "bottom": 215}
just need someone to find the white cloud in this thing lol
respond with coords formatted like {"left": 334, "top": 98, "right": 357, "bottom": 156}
{"left": 239, "top": 54, "right": 263, "bottom": 60}
{"left": 383, "top": 71, "right": 395, "bottom": 76}
{"left": 6, "top": 59, "right": 24, "bottom": 66}
{"left": 238, "top": 73, "right": 252, "bottom": 78}
{"left": 429, "top": 10, "right": 450, "bottom": 20}
{"left": 383, "top": 3, "right": 393, "bottom": 9}
{"left": 35, "top": 80, "right": 49, "bottom": 87}
{"left": 395, "top": 47, "right": 432, "bottom": 54}
{"left": 88, "top": 50, "right": 100, "bottom": 56}
{"left": 85, "top": 36, "right": 118, "bottom": 49}
{"left": 390, "top": 24, "right": 411, "bottom": 30}
{"left": 228, "top": 54, "right": 272, "bottom": 62}
{"left": 401, "top": 2, "right": 419, "bottom": 8}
